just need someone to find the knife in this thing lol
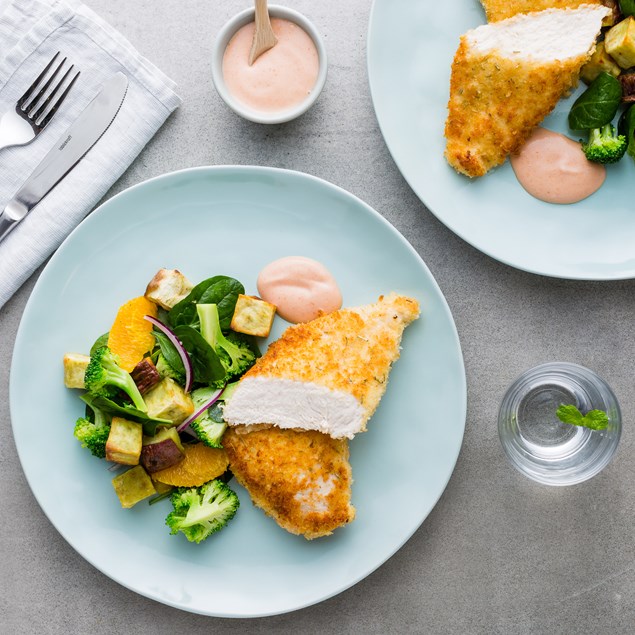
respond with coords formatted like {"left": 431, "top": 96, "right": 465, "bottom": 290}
{"left": 0, "top": 72, "right": 128, "bottom": 244}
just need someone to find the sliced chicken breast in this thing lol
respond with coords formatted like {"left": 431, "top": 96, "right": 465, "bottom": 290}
{"left": 222, "top": 292, "right": 420, "bottom": 439}
{"left": 444, "top": 5, "right": 609, "bottom": 177}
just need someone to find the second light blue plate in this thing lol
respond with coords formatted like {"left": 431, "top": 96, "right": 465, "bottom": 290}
{"left": 368, "top": 0, "right": 635, "bottom": 279}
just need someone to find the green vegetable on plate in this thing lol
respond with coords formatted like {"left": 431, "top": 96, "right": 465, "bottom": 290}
{"left": 81, "top": 393, "right": 171, "bottom": 437}
{"left": 568, "top": 72, "right": 622, "bottom": 130}
{"left": 173, "top": 323, "right": 227, "bottom": 385}
{"left": 153, "top": 329, "right": 186, "bottom": 381}
{"left": 89, "top": 332, "right": 109, "bottom": 356}
{"left": 621, "top": 0, "right": 635, "bottom": 18}
{"left": 74, "top": 396, "right": 111, "bottom": 458}
{"left": 188, "top": 384, "right": 239, "bottom": 449}
{"left": 556, "top": 404, "right": 609, "bottom": 430}
{"left": 84, "top": 346, "right": 148, "bottom": 412}
{"left": 168, "top": 276, "right": 244, "bottom": 331}
{"left": 197, "top": 303, "right": 258, "bottom": 382}
{"left": 66, "top": 270, "right": 256, "bottom": 544}
{"left": 166, "top": 479, "right": 240, "bottom": 543}
{"left": 618, "top": 104, "right": 635, "bottom": 159}
{"left": 581, "top": 123, "right": 627, "bottom": 163}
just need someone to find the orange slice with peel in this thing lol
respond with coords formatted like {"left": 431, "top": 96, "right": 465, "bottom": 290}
{"left": 152, "top": 444, "right": 229, "bottom": 487}
{"left": 107, "top": 296, "right": 157, "bottom": 372}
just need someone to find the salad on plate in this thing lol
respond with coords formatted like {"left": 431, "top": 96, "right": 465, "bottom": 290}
{"left": 63, "top": 268, "right": 274, "bottom": 544}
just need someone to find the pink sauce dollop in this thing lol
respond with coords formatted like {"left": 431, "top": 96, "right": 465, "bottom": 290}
{"left": 510, "top": 128, "right": 606, "bottom": 204}
{"left": 257, "top": 256, "right": 342, "bottom": 324}
{"left": 222, "top": 18, "right": 319, "bottom": 113}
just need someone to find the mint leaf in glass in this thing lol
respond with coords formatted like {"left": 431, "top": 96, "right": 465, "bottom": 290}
{"left": 556, "top": 404, "right": 608, "bottom": 430}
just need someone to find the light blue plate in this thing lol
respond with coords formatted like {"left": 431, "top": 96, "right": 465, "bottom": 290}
{"left": 368, "top": 1, "right": 635, "bottom": 280}
{"left": 10, "top": 166, "right": 466, "bottom": 617}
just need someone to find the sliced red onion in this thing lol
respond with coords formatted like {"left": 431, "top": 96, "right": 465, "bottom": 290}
{"left": 177, "top": 386, "right": 225, "bottom": 432}
{"left": 144, "top": 315, "right": 193, "bottom": 393}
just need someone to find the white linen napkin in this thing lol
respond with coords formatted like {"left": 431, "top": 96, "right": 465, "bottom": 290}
{"left": 0, "top": 0, "right": 182, "bottom": 309}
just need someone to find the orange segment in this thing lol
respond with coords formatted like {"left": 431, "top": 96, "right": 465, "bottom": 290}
{"left": 107, "top": 296, "right": 157, "bottom": 372}
{"left": 152, "top": 444, "right": 229, "bottom": 487}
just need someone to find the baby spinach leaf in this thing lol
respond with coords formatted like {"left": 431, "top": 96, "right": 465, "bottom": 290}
{"left": 90, "top": 332, "right": 109, "bottom": 356}
{"left": 168, "top": 276, "right": 245, "bottom": 330}
{"left": 172, "top": 325, "right": 226, "bottom": 384}
{"left": 199, "top": 278, "right": 245, "bottom": 330}
{"left": 568, "top": 73, "right": 622, "bottom": 130}
{"left": 618, "top": 104, "right": 635, "bottom": 159}
{"left": 620, "top": 0, "right": 635, "bottom": 17}
{"left": 153, "top": 329, "right": 185, "bottom": 374}
{"left": 80, "top": 393, "right": 171, "bottom": 436}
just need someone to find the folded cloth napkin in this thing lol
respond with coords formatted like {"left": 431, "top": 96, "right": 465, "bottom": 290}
{"left": 0, "top": 0, "right": 182, "bottom": 309}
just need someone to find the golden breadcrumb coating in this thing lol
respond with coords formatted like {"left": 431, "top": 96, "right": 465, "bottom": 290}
{"left": 223, "top": 426, "right": 355, "bottom": 539}
{"left": 481, "top": 0, "right": 602, "bottom": 22}
{"left": 240, "top": 292, "right": 420, "bottom": 427}
{"left": 445, "top": 42, "right": 591, "bottom": 177}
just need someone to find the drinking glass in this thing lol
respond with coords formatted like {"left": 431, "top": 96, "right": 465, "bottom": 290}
{"left": 498, "top": 362, "right": 621, "bottom": 486}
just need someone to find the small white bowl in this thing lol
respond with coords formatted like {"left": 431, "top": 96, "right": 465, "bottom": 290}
{"left": 212, "top": 5, "right": 327, "bottom": 124}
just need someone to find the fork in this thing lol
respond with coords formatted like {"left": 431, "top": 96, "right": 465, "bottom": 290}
{"left": 0, "top": 52, "right": 80, "bottom": 151}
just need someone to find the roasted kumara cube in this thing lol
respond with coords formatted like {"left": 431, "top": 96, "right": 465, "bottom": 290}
{"left": 130, "top": 357, "right": 161, "bottom": 394}
{"left": 106, "top": 417, "right": 143, "bottom": 465}
{"left": 230, "top": 294, "right": 277, "bottom": 337}
{"left": 580, "top": 42, "right": 621, "bottom": 84}
{"left": 605, "top": 17, "right": 635, "bottom": 69}
{"left": 112, "top": 465, "right": 156, "bottom": 508}
{"left": 141, "top": 427, "right": 185, "bottom": 473}
{"left": 63, "top": 353, "right": 90, "bottom": 389}
{"left": 143, "top": 378, "right": 194, "bottom": 424}
{"left": 144, "top": 268, "right": 193, "bottom": 310}
{"left": 602, "top": 0, "right": 620, "bottom": 28}
{"left": 620, "top": 72, "right": 635, "bottom": 102}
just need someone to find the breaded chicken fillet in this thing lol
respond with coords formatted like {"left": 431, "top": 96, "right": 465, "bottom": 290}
{"left": 481, "top": 0, "right": 603, "bottom": 22}
{"left": 444, "top": 5, "right": 609, "bottom": 177}
{"left": 223, "top": 293, "right": 420, "bottom": 439}
{"left": 223, "top": 426, "right": 355, "bottom": 539}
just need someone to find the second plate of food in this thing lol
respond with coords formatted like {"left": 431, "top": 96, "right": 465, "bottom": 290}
{"left": 368, "top": 0, "right": 635, "bottom": 280}
{"left": 10, "top": 166, "right": 466, "bottom": 617}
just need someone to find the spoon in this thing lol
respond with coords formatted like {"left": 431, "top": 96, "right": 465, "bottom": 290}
{"left": 248, "top": 0, "right": 278, "bottom": 65}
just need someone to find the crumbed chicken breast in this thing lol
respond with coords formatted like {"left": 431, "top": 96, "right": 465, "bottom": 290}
{"left": 444, "top": 5, "right": 609, "bottom": 177}
{"left": 223, "top": 426, "right": 355, "bottom": 539}
{"left": 481, "top": 0, "right": 603, "bottom": 22}
{"left": 222, "top": 293, "right": 420, "bottom": 439}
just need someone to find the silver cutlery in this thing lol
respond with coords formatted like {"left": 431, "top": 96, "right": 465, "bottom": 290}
{"left": 0, "top": 52, "right": 80, "bottom": 151}
{"left": 0, "top": 72, "right": 128, "bottom": 244}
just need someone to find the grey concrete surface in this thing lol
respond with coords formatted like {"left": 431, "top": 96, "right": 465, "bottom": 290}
{"left": 1, "top": 1, "right": 635, "bottom": 633}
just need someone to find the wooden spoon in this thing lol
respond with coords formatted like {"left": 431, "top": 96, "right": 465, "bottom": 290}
{"left": 248, "top": 0, "right": 278, "bottom": 65}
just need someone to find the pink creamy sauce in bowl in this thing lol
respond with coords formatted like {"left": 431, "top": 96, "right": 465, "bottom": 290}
{"left": 212, "top": 6, "right": 327, "bottom": 124}
{"left": 223, "top": 19, "right": 319, "bottom": 114}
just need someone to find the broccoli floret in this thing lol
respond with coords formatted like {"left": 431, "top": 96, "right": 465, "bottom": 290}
{"left": 74, "top": 397, "right": 111, "bottom": 458}
{"left": 74, "top": 418, "right": 110, "bottom": 458}
{"left": 582, "top": 124, "right": 627, "bottom": 164}
{"left": 189, "top": 387, "right": 227, "bottom": 448}
{"left": 166, "top": 479, "right": 239, "bottom": 543}
{"left": 197, "top": 304, "right": 257, "bottom": 381}
{"left": 155, "top": 352, "right": 185, "bottom": 385}
{"left": 84, "top": 346, "right": 147, "bottom": 412}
